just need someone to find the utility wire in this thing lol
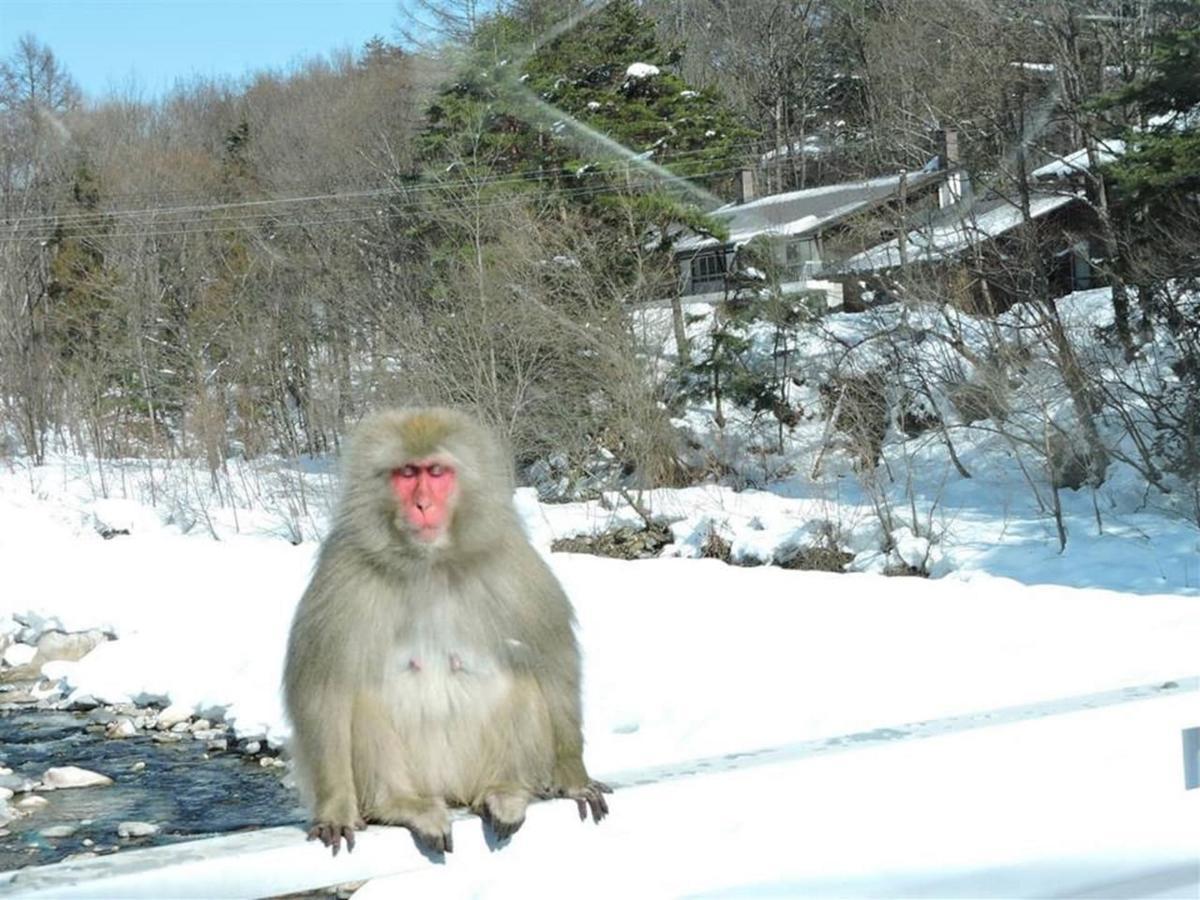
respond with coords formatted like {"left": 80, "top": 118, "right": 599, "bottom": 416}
{"left": 0, "top": 166, "right": 755, "bottom": 243}
{"left": 0, "top": 134, "right": 854, "bottom": 231}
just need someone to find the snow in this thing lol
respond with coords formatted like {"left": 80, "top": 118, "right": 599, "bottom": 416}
{"left": 673, "top": 170, "right": 944, "bottom": 253}
{"left": 836, "top": 192, "right": 1079, "bottom": 272}
{"left": 2, "top": 452, "right": 1199, "bottom": 894}
{"left": 7, "top": 690, "right": 1197, "bottom": 898}
{"left": 1031, "top": 138, "right": 1126, "bottom": 180}
{"left": 624, "top": 62, "right": 659, "bottom": 79}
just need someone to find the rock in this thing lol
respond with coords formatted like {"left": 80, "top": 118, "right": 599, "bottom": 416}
{"left": 13, "top": 612, "right": 64, "bottom": 645}
{"left": 2, "top": 642, "right": 36, "bottom": 668}
{"left": 192, "top": 728, "right": 222, "bottom": 742}
{"left": 206, "top": 738, "right": 228, "bottom": 752}
{"left": 63, "top": 852, "right": 98, "bottom": 863}
{"left": 40, "top": 824, "right": 79, "bottom": 838}
{"left": 0, "top": 766, "right": 10, "bottom": 775}
{"left": 41, "top": 766, "right": 114, "bottom": 790}
{"left": 117, "top": 821, "right": 160, "bottom": 838}
{"left": 240, "top": 740, "right": 262, "bottom": 755}
{"left": 66, "top": 694, "right": 101, "bottom": 711}
{"left": 151, "top": 732, "right": 182, "bottom": 744}
{"left": 156, "top": 703, "right": 191, "bottom": 730}
{"left": 169, "top": 721, "right": 190, "bottom": 734}
{"left": 131, "top": 692, "right": 168, "bottom": 708}
{"left": 82, "top": 838, "right": 94, "bottom": 847}
{"left": 190, "top": 719, "right": 211, "bottom": 732}
{"left": 0, "top": 773, "right": 34, "bottom": 793}
{"left": 196, "top": 704, "right": 227, "bottom": 722}
{"left": 0, "top": 690, "right": 38, "bottom": 706}
{"left": 87, "top": 709, "right": 117, "bottom": 726}
{"left": 91, "top": 498, "right": 162, "bottom": 538}
{"left": 15, "top": 795, "right": 48, "bottom": 811}
{"left": 130, "top": 761, "right": 146, "bottom": 773}
{"left": 35, "top": 630, "right": 109, "bottom": 666}
{"left": 0, "top": 787, "right": 11, "bottom": 801}
{"left": 106, "top": 719, "right": 136, "bottom": 739}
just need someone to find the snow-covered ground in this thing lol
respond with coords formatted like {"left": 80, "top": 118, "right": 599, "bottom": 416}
{"left": 1, "top": 448, "right": 1198, "bottom": 896}
{"left": 2, "top": 287, "right": 1199, "bottom": 895}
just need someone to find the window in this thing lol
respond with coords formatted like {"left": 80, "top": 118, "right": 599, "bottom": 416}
{"left": 785, "top": 238, "right": 820, "bottom": 277}
{"left": 689, "top": 251, "right": 727, "bottom": 292}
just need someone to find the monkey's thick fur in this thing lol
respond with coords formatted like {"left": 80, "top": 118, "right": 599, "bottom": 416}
{"left": 284, "top": 408, "right": 605, "bottom": 853}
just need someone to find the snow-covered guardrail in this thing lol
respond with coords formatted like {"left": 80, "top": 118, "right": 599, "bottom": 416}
{"left": 2, "top": 677, "right": 1196, "bottom": 900}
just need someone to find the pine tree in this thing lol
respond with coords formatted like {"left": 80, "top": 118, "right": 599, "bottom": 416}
{"left": 422, "top": 0, "right": 754, "bottom": 199}
{"left": 1105, "top": 7, "right": 1200, "bottom": 216}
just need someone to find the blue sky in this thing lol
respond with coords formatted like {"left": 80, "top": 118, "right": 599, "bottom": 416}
{"left": 0, "top": 0, "right": 403, "bottom": 100}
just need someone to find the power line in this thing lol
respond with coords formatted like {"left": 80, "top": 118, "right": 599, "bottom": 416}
{"left": 0, "top": 166, "right": 752, "bottom": 242}
{"left": 0, "top": 134, "right": 821, "bottom": 231}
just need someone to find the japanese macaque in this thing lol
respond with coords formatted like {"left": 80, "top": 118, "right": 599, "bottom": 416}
{"left": 283, "top": 408, "right": 609, "bottom": 855}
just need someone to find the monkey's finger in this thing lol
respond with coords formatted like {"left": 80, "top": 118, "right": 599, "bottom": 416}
{"left": 343, "top": 826, "right": 356, "bottom": 853}
{"left": 596, "top": 780, "right": 613, "bottom": 794}
{"left": 444, "top": 828, "right": 454, "bottom": 854}
{"left": 588, "top": 794, "right": 606, "bottom": 823}
{"left": 575, "top": 797, "right": 587, "bottom": 821}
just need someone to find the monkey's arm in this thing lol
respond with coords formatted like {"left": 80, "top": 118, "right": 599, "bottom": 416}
{"left": 284, "top": 576, "right": 364, "bottom": 854}
{"left": 518, "top": 551, "right": 610, "bottom": 823}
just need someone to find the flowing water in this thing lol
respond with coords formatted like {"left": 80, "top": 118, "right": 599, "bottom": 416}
{"left": 0, "top": 707, "right": 305, "bottom": 871}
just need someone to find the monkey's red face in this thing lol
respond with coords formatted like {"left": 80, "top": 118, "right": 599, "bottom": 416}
{"left": 390, "top": 460, "right": 458, "bottom": 543}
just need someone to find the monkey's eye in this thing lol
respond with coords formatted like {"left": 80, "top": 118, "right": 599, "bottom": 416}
{"left": 427, "top": 464, "right": 450, "bottom": 478}
{"left": 393, "top": 465, "right": 420, "bottom": 479}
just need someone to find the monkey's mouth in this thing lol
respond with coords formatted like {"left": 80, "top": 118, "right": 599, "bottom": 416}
{"left": 412, "top": 524, "right": 445, "bottom": 543}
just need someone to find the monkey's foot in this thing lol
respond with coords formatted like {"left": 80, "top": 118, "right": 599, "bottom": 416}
{"left": 408, "top": 806, "right": 454, "bottom": 854}
{"left": 560, "top": 780, "right": 611, "bottom": 823}
{"left": 307, "top": 817, "right": 365, "bottom": 857}
{"left": 480, "top": 790, "right": 529, "bottom": 840}
{"left": 377, "top": 798, "right": 454, "bottom": 854}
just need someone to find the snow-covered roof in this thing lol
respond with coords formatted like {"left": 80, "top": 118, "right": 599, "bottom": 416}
{"left": 832, "top": 192, "right": 1081, "bottom": 274}
{"left": 1032, "top": 139, "right": 1126, "bottom": 180}
{"left": 674, "top": 169, "right": 945, "bottom": 254}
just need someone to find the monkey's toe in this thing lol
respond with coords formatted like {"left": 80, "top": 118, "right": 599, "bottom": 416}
{"left": 491, "top": 815, "right": 525, "bottom": 840}
{"left": 482, "top": 790, "right": 529, "bottom": 841}
{"left": 307, "top": 822, "right": 357, "bottom": 856}
{"left": 567, "top": 781, "right": 610, "bottom": 823}
{"left": 413, "top": 825, "right": 453, "bottom": 854}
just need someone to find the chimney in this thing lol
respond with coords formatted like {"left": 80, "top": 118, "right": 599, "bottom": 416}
{"left": 737, "top": 167, "right": 756, "bottom": 204}
{"left": 937, "top": 128, "right": 964, "bottom": 208}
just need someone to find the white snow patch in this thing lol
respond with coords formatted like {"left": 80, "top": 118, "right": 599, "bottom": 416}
{"left": 625, "top": 63, "right": 660, "bottom": 79}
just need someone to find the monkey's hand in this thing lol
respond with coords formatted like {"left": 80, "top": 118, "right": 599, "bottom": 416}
{"left": 543, "top": 780, "right": 611, "bottom": 823}
{"left": 307, "top": 815, "right": 366, "bottom": 857}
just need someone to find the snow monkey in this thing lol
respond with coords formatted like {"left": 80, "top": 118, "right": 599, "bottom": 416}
{"left": 283, "top": 407, "right": 609, "bottom": 855}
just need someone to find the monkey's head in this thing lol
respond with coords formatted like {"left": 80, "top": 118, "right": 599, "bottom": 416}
{"left": 337, "top": 407, "right": 518, "bottom": 564}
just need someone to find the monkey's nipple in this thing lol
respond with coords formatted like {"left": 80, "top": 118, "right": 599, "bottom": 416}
{"left": 408, "top": 658, "right": 423, "bottom": 673}
{"left": 450, "top": 653, "right": 464, "bottom": 673}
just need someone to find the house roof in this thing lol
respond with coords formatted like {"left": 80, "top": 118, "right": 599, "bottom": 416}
{"left": 1031, "top": 138, "right": 1125, "bottom": 181}
{"left": 673, "top": 169, "right": 946, "bottom": 254}
{"left": 830, "top": 191, "right": 1082, "bottom": 274}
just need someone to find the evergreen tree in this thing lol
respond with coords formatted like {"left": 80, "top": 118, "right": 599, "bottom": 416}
{"left": 1104, "top": 5, "right": 1200, "bottom": 217}
{"left": 422, "top": 0, "right": 754, "bottom": 199}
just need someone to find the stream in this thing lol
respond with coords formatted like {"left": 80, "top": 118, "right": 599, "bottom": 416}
{"left": 0, "top": 707, "right": 305, "bottom": 872}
